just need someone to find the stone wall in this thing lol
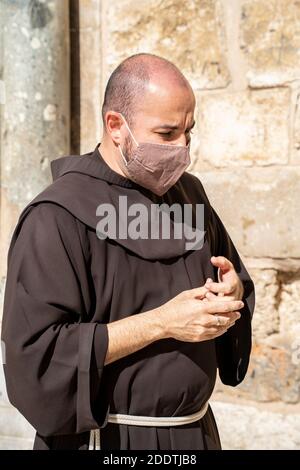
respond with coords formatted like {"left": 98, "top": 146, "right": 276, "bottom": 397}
{"left": 0, "top": 0, "right": 299, "bottom": 449}
{"left": 0, "top": 0, "right": 70, "bottom": 449}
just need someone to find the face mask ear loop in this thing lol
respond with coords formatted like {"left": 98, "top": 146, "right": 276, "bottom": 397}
{"left": 119, "top": 113, "right": 139, "bottom": 147}
{"left": 119, "top": 144, "right": 129, "bottom": 167}
{"left": 118, "top": 113, "right": 139, "bottom": 167}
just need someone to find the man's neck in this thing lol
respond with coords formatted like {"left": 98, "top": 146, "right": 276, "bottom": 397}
{"left": 97, "top": 138, "right": 127, "bottom": 178}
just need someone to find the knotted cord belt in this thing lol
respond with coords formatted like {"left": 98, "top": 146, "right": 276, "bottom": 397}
{"left": 89, "top": 400, "right": 209, "bottom": 450}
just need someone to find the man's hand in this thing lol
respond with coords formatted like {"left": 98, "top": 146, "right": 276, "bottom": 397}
{"left": 204, "top": 256, "right": 244, "bottom": 301}
{"left": 157, "top": 286, "right": 243, "bottom": 343}
{"left": 105, "top": 284, "right": 243, "bottom": 365}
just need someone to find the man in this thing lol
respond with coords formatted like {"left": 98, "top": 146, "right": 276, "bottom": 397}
{"left": 1, "top": 53, "right": 254, "bottom": 450}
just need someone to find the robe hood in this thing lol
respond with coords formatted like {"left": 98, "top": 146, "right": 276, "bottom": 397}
{"left": 13, "top": 144, "right": 211, "bottom": 261}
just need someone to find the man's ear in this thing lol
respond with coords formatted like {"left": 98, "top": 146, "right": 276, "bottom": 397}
{"left": 105, "top": 111, "right": 124, "bottom": 144}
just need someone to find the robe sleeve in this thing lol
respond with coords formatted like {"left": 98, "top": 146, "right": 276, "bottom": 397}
{"left": 208, "top": 207, "right": 255, "bottom": 386}
{"left": 1, "top": 202, "right": 109, "bottom": 436}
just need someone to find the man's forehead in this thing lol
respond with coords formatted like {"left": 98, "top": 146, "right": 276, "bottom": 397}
{"left": 146, "top": 78, "right": 194, "bottom": 101}
{"left": 137, "top": 82, "right": 195, "bottom": 119}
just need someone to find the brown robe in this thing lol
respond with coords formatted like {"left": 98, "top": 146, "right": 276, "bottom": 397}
{"left": 1, "top": 144, "right": 255, "bottom": 450}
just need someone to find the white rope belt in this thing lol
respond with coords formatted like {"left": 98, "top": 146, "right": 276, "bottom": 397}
{"left": 89, "top": 400, "right": 209, "bottom": 450}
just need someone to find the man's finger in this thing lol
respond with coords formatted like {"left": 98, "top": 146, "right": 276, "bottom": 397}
{"left": 206, "top": 291, "right": 236, "bottom": 302}
{"left": 205, "top": 300, "right": 244, "bottom": 314}
{"left": 187, "top": 286, "right": 209, "bottom": 299}
{"left": 205, "top": 281, "right": 233, "bottom": 294}
{"left": 205, "top": 291, "right": 218, "bottom": 300}
{"left": 211, "top": 256, "right": 233, "bottom": 272}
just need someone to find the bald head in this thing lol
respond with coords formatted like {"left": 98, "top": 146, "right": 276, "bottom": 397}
{"left": 101, "top": 53, "right": 193, "bottom": 130}
{"left": 99, "top": 53, "right": 196, "bottom": 179}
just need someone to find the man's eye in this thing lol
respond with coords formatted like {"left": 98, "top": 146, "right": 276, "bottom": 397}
{"left": 158, "top": 131, "right": 172, "bottom": 136}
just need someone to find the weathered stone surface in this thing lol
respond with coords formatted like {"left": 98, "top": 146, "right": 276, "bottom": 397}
{"left": 195, "top": 167, "right": 300, "bottom": 258}
{"left": 278, "top": 272, "right": 300, "bottom": 335}
{"left": 102, "top": 0, "right": 230, "bottom": 91}
{"left": 0, "top": 0, "right": 299, "bottom": 449}
{"left": 248, "top": 269, "right": 280, "bottom": 341}
{"left": 79, "top": 0, "right": 103, "bottom": 153}
{"left": 0, "top": 2, "right": 70, "bottom": 445}
{"left": 0, "top": 345, "right": 8, "bottom": 405}
{"left": 0, "top": 278, "right": 5, "bottom": 328}
{"left": 0, "top": 435, "right": 34, "bottom": 450}
{"left": 214, "top": 269, "right": 300, "bottom": 403}
{"left": 240, "top": 0, "right": 300, "bottom": 87}
{"left": 0, "top": 190, "right": 20, "bottom": 281}
{"left": 1, "top": 0, "right": 70, "bottom": 206}
{"left": 215, "top": 343, "right": 300, "bottom": 403}
{"left": 0, "top": 0, "right": 70, "bottom": 317}
{"left": 0, "top": 331, "right": 35, "bottom": 449}
{"left": 210, "top": 400, "right": 300, "bottom": 449}
{"left": 193, "top": 88, "right": 290, "bottom": 168}
{"left": 245, "top": 257, "right": 300, "bottom": 273}
{"left": 0, "top": 345, "right": 34, "bottom": 447}
{"left": 245, "top": 343, "right": 300, "bottom": 403}
{"left": 292, "top": 90, "right": 300, "bottom": 164}
{"left": 0, "top": 404, "right": 35, "bottom": 440}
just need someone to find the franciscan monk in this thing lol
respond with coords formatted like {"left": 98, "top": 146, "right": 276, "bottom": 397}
{"left": 1, "top": 53, "right": 255, "bottom": 450}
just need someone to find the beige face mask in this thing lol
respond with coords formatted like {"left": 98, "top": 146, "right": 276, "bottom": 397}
{"left": 118, "top": 113, "right": 191, "bottom": 196}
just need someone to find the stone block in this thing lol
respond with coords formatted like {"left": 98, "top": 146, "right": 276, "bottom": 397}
{"left": 248, "top": 269, "right": 279, "bottom": 341}
{"left": 210, "top": 400, "right": 300, "bottom": 449}
{"left": 240, "top": 0, "right": 300, "bottom": 87}
{"left": 278, "top": 272, "right": 300, "bottom": 335}
{"left": 193, "top": 88, "right": 290, "bottom": 168}
{"left": 102, "top": 0, "right": 230, "bottom": 91}
{"left": 215, "top": 343, "right": 300, "bottom": 404}
{"left": 196, "top": 167, "right": 300, "bottom": 258}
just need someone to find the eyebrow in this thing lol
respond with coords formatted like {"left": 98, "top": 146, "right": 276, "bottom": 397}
{"left": 153, "top": 120, "right": 196, "bottom": 131}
